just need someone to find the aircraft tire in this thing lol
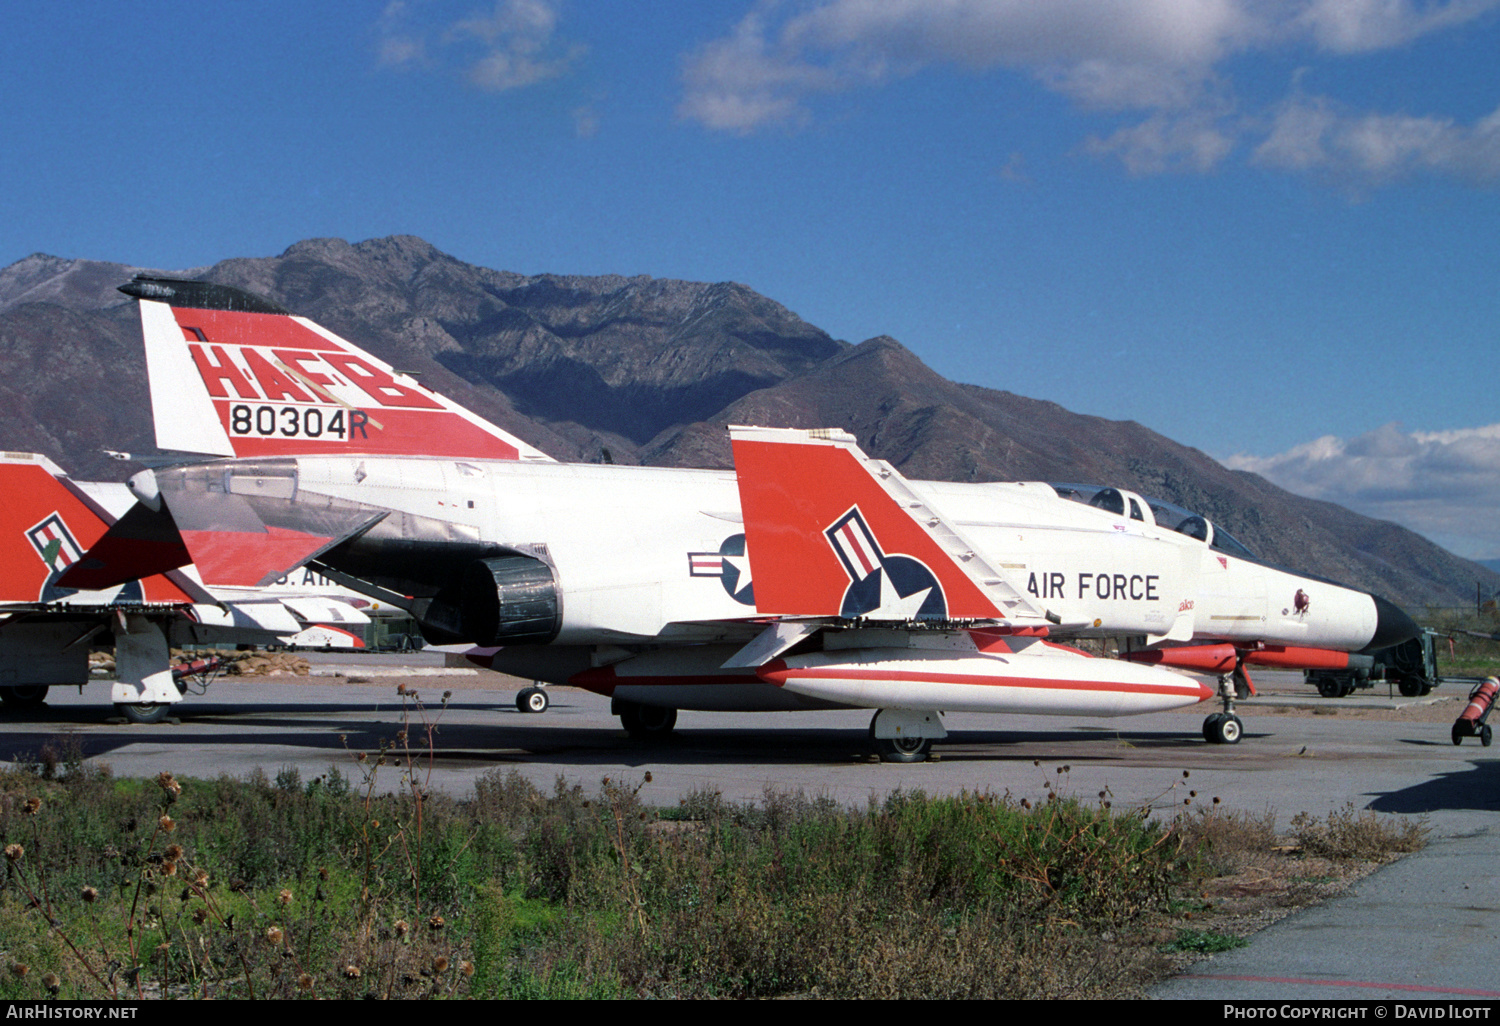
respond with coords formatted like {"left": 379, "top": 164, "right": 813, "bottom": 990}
{"left": 516, "top": 687, "right": 549, "bottom": 714}
{"left": 116, "top": 702, "right": 171, "bottom": 725}
{"left": 1314, "top": 676, "right": 1343, "bottom": 699}
{"left": 1204, "top": 713, "right": 1242, "bottom": 745}
{"left": 619, "top": 701, "right": 677, "bottom": 739}
{"left": 875, "top": 734, "right": 932, "bottom": 763}
{"left": 0, "top": 685, "right": 49, "bottom": 711}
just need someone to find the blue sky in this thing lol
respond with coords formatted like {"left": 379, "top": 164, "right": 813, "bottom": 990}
{"left": 3, "top": 1, "right": 1499, "bottom": 556}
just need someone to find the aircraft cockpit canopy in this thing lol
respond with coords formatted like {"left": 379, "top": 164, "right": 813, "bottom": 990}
{"left": 1050, "top": 484, "right": 1258, "bottom": 561}
{"left": 1052, "top": 483, "right": 1154, "bottom": 525}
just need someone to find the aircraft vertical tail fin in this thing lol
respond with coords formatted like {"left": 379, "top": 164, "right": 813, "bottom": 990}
{"left": 122, "top": 276, "right": 554, "bottom": 462}
{"left": 728, "top": 426, "right": 1045, "bottom": 623}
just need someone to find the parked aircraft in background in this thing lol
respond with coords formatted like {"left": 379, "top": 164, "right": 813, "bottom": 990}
{"left": 60, "top": 276, "right": 1418, "bottom": 756}
{"left": 0, "top": 453, "right": 378, "bottom": 721}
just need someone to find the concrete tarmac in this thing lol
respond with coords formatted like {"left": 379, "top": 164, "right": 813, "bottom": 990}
{"left": 3, "top": 661, "right": 1498, "bottom": 1000}
{"left": 1152, "top": 826, "right": 1500, "bottom": 1000}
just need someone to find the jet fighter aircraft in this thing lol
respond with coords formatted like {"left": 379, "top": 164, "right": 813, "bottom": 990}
{"left": 61, "top": 276, "right": 1418, "bottom": 756}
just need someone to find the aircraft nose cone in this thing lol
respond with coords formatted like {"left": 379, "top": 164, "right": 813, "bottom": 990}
{"left": 1364, "top": 594, "right": 1420, "bottom": 652}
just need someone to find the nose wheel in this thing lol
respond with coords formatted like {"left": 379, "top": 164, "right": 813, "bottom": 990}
{"left": 1203, "top": 675, "right": 1244, "bottom": 744}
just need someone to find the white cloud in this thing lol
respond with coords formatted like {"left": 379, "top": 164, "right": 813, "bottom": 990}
{"left": 1296, "top": 0, "right": 1500, "bottom": 52}
{"left": 377, "top": 2, "right": 427, "bottom": 68}
{"left": 679, "top": 0, "right": 1500, "bottom": 185}
{"left": 679, "top": 0, "right": 1260, "bottom": 131}
{"left": 1083, "top": 110, "right": 1237, "bottom": 174}
{"left": 1224, "top": 422, "right": 1500, "bottom": 558}
{"left": 1254, "top": 95, "right": 1500, "bottom": 184}
{"left": 572, "top": 103, "right": 600, "bottom": 138}
{"left": 376, "top": 0, "right": 582, "bottom": 93}
{"left": 676, "top": 4, "right": 852, "bottom": 133}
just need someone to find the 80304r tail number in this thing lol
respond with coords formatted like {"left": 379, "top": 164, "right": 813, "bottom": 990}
{"left": 228, "top": 404, "right": 368, "bottom": 440}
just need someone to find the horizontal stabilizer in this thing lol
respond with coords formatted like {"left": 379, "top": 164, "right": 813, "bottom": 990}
{"left": 56, "top": 499, "right": 193, "bottom": 590}
{"left": 179, "top": 524, "right": 371, "bottom": 589}
{"left": 65, "top": 462, "right": 389, "bottom": 590}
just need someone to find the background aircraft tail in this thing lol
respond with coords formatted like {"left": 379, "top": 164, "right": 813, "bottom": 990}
{"left": 122, "top": 275, "right": 554, "bottom": 462}
{"left": 0, "top": 453, "right": 203, "bottom": 606}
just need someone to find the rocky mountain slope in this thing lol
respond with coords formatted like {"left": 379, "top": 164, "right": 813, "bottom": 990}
{"left": 1, "top": 235, "right": 1492, "bottom": 611}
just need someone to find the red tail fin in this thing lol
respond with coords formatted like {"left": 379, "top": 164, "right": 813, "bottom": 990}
{"left": 124, "top": 276, "right": 553, "bottom": 462}
{"left": 0, "top": 453, "right": 200, "bottom": 606}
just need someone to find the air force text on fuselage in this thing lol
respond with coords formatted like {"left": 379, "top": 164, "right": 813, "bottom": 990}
{"left": 1028, "top": 570, "right": 1160, "bottom": 602}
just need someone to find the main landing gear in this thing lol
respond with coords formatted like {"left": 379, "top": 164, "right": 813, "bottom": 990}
{"left": 1203, "top": 673, "right": 1244, "bottom": 744}
{"left": 614, "top": 698, "right": 678, "bottom": 739}
{"left": 112, "top": 614, "right": 187, "bottom": 725}
{"left": 0, "top": 685, "right": 50, "bottom": 712}
{"left": 869, "top": 709, "right": 945, "bottom": 763}
{"left": 515, "top": 685, "right": 550, "bottom": 713}
{"left": 873, "top": 731, "right": 932, "bottom": 763}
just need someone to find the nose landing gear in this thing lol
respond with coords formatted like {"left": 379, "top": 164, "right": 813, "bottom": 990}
{"left": 1203, "top": 673, "right": 1244, "bottom": 744}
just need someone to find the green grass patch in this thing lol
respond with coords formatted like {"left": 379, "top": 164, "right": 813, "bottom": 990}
{"left": 1161, "top": 929, "right": 1249, "bottom": 954}
{"left": 0, "top": 745, "right": 1429, "bottom": 1000}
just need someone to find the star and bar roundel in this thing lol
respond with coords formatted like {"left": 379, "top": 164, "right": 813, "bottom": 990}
{"left": 687, "top": 508, "right": 949, "bottom": 621}
{"left": 824, "top": 507, "right": 948, "bottom": 620}
{"left": 688, "top": 533, "right": 756, "bottom": 605}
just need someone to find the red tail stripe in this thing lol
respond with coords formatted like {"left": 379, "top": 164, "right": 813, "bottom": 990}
{"left": 840, "top": 522, "right": 876, "bottom": 576}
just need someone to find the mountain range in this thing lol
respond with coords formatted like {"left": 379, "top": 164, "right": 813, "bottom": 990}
{"left": 1, "top": 234, "right": 1492, "bottom": 613}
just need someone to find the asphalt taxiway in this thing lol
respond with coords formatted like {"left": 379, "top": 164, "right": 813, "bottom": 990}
{"left": 1, "top": 659, "right": 1496, "bottom": 1000}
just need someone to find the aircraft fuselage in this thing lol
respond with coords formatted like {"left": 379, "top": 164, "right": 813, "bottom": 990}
{"left": 139, "top": 453, "right": 1406, "bottom": 655}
